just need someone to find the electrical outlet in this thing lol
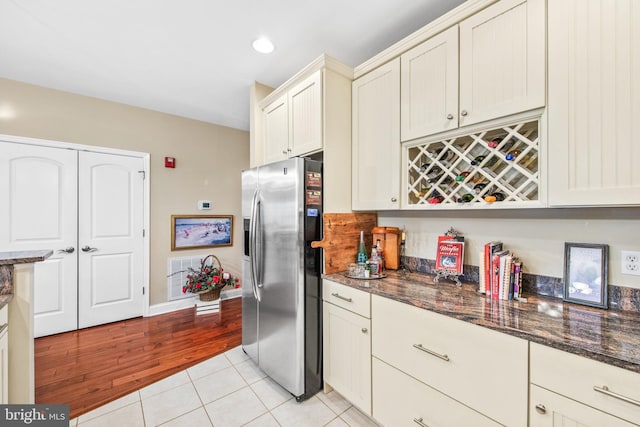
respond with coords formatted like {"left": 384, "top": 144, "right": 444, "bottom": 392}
{"left": 621, "top": 251, "right": 640, "bottom": 276}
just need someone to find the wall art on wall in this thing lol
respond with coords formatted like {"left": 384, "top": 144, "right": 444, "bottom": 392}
{"left": 171, "top": 215, "right": 233, "bottom": 250}
{"left": 563, "top": 242, "right": 608, "bottom": 309}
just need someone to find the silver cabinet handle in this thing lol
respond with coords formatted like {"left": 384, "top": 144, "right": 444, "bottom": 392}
{"left": 361, "top": 328, "right": 368, "bottom": 333}
{"left": 57, "top": 247, "right": 75, "bottom": 254}
{"left": 412, "top": 343, "right": 450, "bottom": 362}
{"left": 446, "top": 114, "right": 454, "bottom": 120}
{"left": 535, "top": 404, "right": 546, "bottom": 414}
{"left": 460, "top": 110, "right": 468, "bottom": 116}
{"left": 331, "top": 292, "right": 352, "bottom": 303}
{"left": 593, "top": 386, "right": 640, "bottom": 407}
{"left": 81, "top": 246, "right": 98, "bottom": 253}
{"left": 391, "top": 197, "right": 397, "bottom": 202}
{"left": 413, "top": 417, "right": 429, "bottom": 427}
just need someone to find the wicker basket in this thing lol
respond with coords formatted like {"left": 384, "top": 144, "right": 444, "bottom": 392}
{"left": 196, "top": 254, "right": 224, "bottom": 301}
{"left": 197, "top": 286, "right": 223, "bottom": 302}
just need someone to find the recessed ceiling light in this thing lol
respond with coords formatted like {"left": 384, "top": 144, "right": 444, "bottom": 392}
{"left": 252, "top": 37, "right": 275, "bottom": 54}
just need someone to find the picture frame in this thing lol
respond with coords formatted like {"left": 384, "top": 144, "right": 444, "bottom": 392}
{"left": 563, "top": 242, "right": 608, "bottom": 309}
{"left": 171, "top": 215, "right": 233, "bottom": 250}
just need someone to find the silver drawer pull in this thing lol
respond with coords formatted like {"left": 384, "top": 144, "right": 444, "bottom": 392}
{"left": 412, "top": 343, "right": 450, "bottom": 362}
{"left": 413, "top": 417, "right": 429, "bottom": 427}
{"left": 535, "top": 404, "right": 546, "bottom": 414}
{"left": 593, "top": 385, "right": 640, "bottom": 407}
{"left": 331, "top": 292, "right": 352, "bottom": 303}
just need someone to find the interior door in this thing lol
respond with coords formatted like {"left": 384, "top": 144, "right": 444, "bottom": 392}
{"left": 0, "top": 141, "right": 78, "bottom": 337}
{"left": 78, "top": 151, "right": 144, "bottom": 329}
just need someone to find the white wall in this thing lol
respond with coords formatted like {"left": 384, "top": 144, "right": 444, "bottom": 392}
{"left": 0, "top": 77, "right": 250, "bottom": 305}
{"left": 379, "top": 208, "right": 640, "bottom": 289}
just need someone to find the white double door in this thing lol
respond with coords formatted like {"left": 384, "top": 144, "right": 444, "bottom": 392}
{"left": 0, "top": 141, "right": 145, "bottom": 337}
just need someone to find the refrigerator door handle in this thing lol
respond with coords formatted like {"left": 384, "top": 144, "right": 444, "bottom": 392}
{"left": 255, "top": 196, "right": 264, "bottom": 289}
{"left": 249, "top": 189, "right": 261, "bottom": 301}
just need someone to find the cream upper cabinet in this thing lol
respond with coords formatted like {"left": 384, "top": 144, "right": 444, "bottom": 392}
{"left": 322, "top": 280, "right": 372, "bottom": 415}
{"left": 288, "top": 70, "right": 322, "bottom": 157}
{"left": 547, "top": 0, "right": 640, "bottom": 206}
{"left": 262, "top": 70, "right": 323, "bottom": 164}
{"left": 459, "top": 0, "right": 545, "bottom": 127}
{"left": 401, "top": 26, "right": 459, "bottom": 141}
{"left": 263, "top": 95, "right": 289, "bottom": 165}
{"left": 352, "top": 58, "right": 401, "bottom": 210}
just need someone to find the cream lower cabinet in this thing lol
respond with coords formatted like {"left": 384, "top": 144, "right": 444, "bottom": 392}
{"left": 547, "top": 0, "right": 640, "bottom": 206}
{"left": 372, "top": 294, "right": 528, "bottom": 426}
{"left": 0, "top": 305, "right": 7, "bottom": 404}
{"left": 530, "top": 385, "right": 636, "bottom": 427}
{"left": 530, "top": 343, "right": 640, "bottom": 426}
{"left": 322, "top": 280, "right": 371, "bottom": 415}
{"left": 373, "top": 357, "right": 499, "bottom": 426}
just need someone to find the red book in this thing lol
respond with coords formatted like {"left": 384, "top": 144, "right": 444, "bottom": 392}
{"left": 436, "top": 235, "right": 464, "bottom": 274}
{"left": 484, "top": 241, "right": 503, "bottom": 298}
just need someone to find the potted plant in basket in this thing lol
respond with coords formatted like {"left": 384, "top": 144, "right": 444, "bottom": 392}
{"left": 181, "top": 255, "right": 240, "bottom": 301}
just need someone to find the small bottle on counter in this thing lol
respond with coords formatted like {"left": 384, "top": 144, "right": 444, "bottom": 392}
{"left": 356, "top": 230, "right": 368, "bottom": 263}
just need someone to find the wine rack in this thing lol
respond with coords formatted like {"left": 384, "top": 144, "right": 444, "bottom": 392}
{"left": 404, "top": 118, "right": 541, "bottom": 208}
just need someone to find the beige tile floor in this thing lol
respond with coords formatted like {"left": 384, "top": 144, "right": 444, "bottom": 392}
{"left": 69, "top": 345, "right": 380, "bottom": 427}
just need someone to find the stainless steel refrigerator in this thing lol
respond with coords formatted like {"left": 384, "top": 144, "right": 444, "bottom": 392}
{"left": 241, "top": 157, "right": 323, "bottom": 401}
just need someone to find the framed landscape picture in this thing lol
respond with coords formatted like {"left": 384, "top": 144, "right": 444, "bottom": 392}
{"left": 171, "top": 215, "right": 233, "bottom": 250}
{"left": 563, "top": 242, "right": 608, "bottom": 309}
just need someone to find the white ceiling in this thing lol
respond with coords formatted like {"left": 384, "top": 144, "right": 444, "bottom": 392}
{"left": 0, "top": 0, "right": 466, "bottom": 131}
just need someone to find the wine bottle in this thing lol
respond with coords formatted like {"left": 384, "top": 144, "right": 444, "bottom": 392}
{"left": 356, "top": 231, "right": 368, "bottom": 263}
{"left": 457, "top": 193, "right": 474, "bottom": 203}
{"left": 470, "top": 155, "right": 486, "bottom": 165}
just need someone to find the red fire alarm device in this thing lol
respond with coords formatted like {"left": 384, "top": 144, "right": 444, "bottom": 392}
{"left": 164, "top": 157, "right": 175, "bottom": 168}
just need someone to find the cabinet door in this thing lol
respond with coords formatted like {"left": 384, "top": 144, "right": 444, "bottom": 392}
{"left": 459, "top": 0, "right": 545, "bottom": 127}
{"left": 530, "top": 385, "right": 636, "bottom": 427}
{"left": 548, "top": 0, "right": 640, "bottom": 206}
{"left": 263, "top": 95, "right": 289, "bottom": 165}
{"left": 0, "top": 327, "right": 6, "bottom": 404}
{"left": 323, "top": 302, "right": 371, "bottom": 415}
{"left": 401, "top": 26, "right": 459, "bottom": 141}
{"left": 352, "top": 58, "right": 400, "bottom": 210}
{"left": 289, "top": 70, "right": 323, "bottom": 157}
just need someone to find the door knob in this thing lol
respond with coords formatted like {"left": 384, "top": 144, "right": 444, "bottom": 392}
{"left": 57, "top": 247, "right": 75, "bottom": 254}
{"left": 460, "top": 110, "right": 468, "bottom": 117}
{"left": 446, "top": 114, "right": 454, "bottom": 120}
{"left": 81, "top": 246, "right": 98, "bottom": 253}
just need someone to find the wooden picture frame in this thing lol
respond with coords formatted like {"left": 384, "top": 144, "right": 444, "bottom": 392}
{"left": 563, "top": 242, "right": 608, "bottom": 309}
{"left": 171, "top": 215, "right": 233, "bottom": 250}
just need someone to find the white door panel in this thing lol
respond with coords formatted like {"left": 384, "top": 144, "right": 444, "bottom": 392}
{"left": 0, "top": 142, "right": 78, "bottom": 337}
{"left": 78, "top": 151, "right": 144, "bottom": 329}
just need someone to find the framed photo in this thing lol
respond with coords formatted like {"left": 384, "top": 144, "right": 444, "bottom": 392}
{"left": 563, "top": 242, "right": 608, "bottom": 309}
{"left": 171, "top": 215, "right": 233, "bottom": 250}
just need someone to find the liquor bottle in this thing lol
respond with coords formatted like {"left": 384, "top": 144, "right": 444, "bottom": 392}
{"left": 473, "top": 182, "right": 488, "bottom": 194}
{"left": 505, "top": 150, "right": 521, "bottom": 161}
{"left": 367, "top": 244, "right": 381, "bottom": 276}
{"left": 484, "top": 192, "right": 506, "bottom": 202}
{"left": 356, "top": 231, "right": 368, "bottom": 263}
{"left": 376, "top": 239, "right": 385, "bottom": 272}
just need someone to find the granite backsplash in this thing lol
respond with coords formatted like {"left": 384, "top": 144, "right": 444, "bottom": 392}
{"left": 401, "top": 256, "right": 640, "bottom": 313}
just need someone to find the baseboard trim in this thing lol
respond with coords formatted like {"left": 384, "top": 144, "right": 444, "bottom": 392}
{"left": 148, "top": 291, "right": 241, "bottom": 317}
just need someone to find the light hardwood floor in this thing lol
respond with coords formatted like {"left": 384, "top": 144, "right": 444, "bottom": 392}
{"left": 35, "top": 297, "right": 242, "bottom": 419}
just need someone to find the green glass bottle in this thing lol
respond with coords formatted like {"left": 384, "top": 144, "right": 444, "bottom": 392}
{"left": 356, "top": 231, "right": 368, "bottom": 263}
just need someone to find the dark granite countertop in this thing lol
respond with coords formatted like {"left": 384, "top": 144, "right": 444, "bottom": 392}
{"left": 0, "top": 250, "right": 53, "bottom": 266}
{"left": 324, "top": 270, "right": 640, "bottom": 374}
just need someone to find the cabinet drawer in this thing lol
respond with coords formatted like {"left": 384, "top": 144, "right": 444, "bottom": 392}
{"left": 323, "top": 280, "right": 370, "bottom": 318}
{"left": 372, "top": 295, "right": 527, "bottom": 427}
{"left": 531, "top": 343, "right": 640, "bottom": 425}
{"left": 373, "top": 357, "right": 500, "bottom": 427}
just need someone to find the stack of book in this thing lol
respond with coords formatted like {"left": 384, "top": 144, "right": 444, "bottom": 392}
{"left": 478, "top": 241, "right": 523, "bottom": 301}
